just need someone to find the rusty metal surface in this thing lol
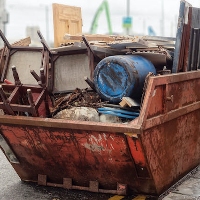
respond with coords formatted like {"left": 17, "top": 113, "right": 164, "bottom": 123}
{"left": 0, "top": 114, "right": 141, "bottom": 133}
{"left": 1, "top": 71, "right": 200, "bottom": 196}
{"left": 0, "top": 124, "right": 154, "bottom": 194}
{"left": 139, "top": 70, "right": 200, "bottom": 194}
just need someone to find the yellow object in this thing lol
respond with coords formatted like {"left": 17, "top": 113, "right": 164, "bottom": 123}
{"left": 108, "top": 195, "right": 124, "bottom": 200}
{"left": 133, "top": 195, "right": 146, "bottom": 200}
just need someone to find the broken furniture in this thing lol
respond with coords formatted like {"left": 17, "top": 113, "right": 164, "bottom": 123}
{"left": 0, "top": 66, "right": 47, "bottom": 117}
{"left": 0, "top": 30, "right": 51, "bottom": 117}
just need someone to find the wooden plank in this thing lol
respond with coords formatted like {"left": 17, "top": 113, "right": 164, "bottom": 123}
{"left": 52, "top": 3, "right": 82, "bottom": 47}
{"left": 0, "top": 37, "right": 31, "bottom": 56}
{"left": 50, "top": 44, "right": 87, "bottom": 53}
{"left": 64, "top": 34, "right": 116, "bottom": 42}
{"left": 172, "top": 0, "right": 191, "bottom": 73}
{"left": 119, "top": 97, "right": 140, "bottom": 107}
{"left": 11, "top": 37, "right": 31, "bottom": 47}
{"left": 182, "top": 6, "right": 192, "bottom": 72}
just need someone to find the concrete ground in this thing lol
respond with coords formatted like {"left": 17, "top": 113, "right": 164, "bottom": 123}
{"left": 0, "top": 150, "right": 113, "bottom": 200}
{"left": 2, "top": 148, "right": 199, "bottom": 200}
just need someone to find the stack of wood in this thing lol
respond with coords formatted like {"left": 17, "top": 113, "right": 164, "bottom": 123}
{"left": 51, "top": 3, "right": 175, "bottom": 71}
{"left": 50, "top": 33, "right": 175, "bottom": 70}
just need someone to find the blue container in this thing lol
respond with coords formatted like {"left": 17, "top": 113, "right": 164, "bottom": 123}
{"left": 93, "top": 55, "right": 156, "bottom": 103}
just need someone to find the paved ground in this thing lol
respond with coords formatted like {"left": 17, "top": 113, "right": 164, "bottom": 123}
{"left": 161, "top": 166, "right": 200, "bottom": 200}
{"left": 0, "top": 150, "right": 113, "bottom": 200}
{"left": 1, "top": 148, "right": 200, "bottom": 200}
{"left": 0, "top": 150, "right": 144, "bottom": 200}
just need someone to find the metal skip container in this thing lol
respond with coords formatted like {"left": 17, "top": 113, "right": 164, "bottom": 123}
{"left": 1, "top": 19, "right": 200, "bottom": 197}
{"left": 1, "top": 71, "right": 200, "bottom": 196}
{"left": 93, "top": 55, "right": 156, "bottom": 103}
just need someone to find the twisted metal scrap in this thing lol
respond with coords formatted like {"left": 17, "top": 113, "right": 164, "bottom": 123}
{"left": 50, "top": 88, "right": 104, "bottom": 116}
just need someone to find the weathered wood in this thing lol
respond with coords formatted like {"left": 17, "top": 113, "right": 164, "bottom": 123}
{"left": 11, "top": 37, "right": 31, "bottom": 47}
{"left": 172, "top": 0, "right": 191, "bottom": 73}
{"left": 27, "top": 89, "right": 38, "bottom": 117}
{"left": 64, "top": 34, "right": 116, "bottom": 42}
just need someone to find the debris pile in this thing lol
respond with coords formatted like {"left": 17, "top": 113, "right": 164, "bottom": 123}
{"left": 0, "top": 28, "right": 175, "bottom": 123}
{"left": 0, "top": 2, "right": 180, "bottom": 123}
{"left": 50, "top": 88, "right": 103, "bottom": 116}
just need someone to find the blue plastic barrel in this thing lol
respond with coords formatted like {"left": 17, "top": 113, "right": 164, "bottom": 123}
{"left": 93, "top": 55, "right": 156, "bottom": 103}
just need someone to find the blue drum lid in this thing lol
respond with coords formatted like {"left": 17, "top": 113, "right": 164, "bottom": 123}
{"left": 94, "top": 57, "right": 135, "bottom": 103}
{"left": 93, "top": 55, "right": 156, "bottom": 103}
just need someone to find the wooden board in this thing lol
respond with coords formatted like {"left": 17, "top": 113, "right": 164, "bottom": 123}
{"left": 172, "top": 0, "right": 191, "bottom": 73}
{"left": 52, "top": 3, "right": 82, "bottom": 47}
{"left": 63, "top": 34, "right": 116, "bottom": 42}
